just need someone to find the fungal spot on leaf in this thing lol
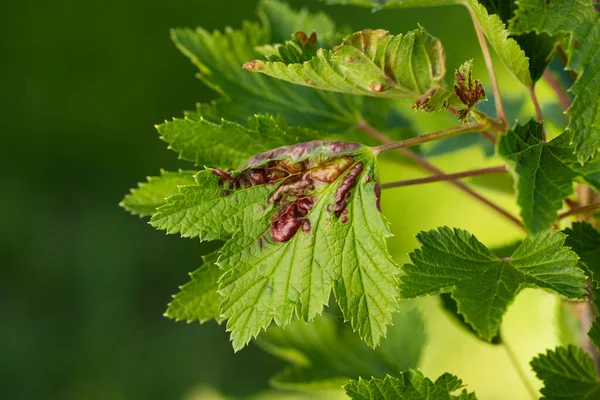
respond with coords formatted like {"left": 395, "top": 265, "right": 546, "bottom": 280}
{"left": 368, "top": 83, "right": 389, "bottom": 93}
{"left": 271, "top": 198, "right": 314, "bottom": 242}
{"left": 375, "top": 183, "right": 381, "bottom": 212}
{"left": 242, "top": 60, "right": 265, "bottom": 71}
{"left": 302, "top": 219, "right": 311, "bottom": 233}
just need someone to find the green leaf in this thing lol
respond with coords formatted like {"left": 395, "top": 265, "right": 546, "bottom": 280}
{"left": 589, "top": 317, "right": 600, "bottom": 351}
{"left": 258, "top": 306, "right": 425, "bottom": 390}
{"left": 171, "top": 7, "right": 364, "bottom": 133}
{"left": 164, "top": 251, "right": 223, "bottom": 324}
{"left": 258, "top": 0, "right": 338, "bottom": 45}
{"left": 497, "top": 120, "right": 600, "bottom": 233}
{"left": 157, "top": 114, "right": 314, "bottom": 169}
{"left": 564, "top": 222, "right": 600, "bottom": 287}
{"left": 243, "top": 27, "right": 453, "bottom": 102}
{"left": 401, "top": 227, "right": 586, "bottom": 341}
{"left": 120, "top": 170, "right": 196, "bottom": 217}
{"left": 439, "top": 293, "right": 502, "bottom": 344}
{"left": 345, "top": 370, "right": 477, "bottom": 400}
{"left": 320, "top": 0, "right": 532, "bottom": 86}
{"left": 509, "top": 0, "right": 596, "bottom": 36}
{"left": 152, "top": 141, "right": 399, "bottom": 350}
{"left": 531, "top": 345, "right": 600, "bottom": 400}
{"left": 566, "top": 18, "right": 600, "bottom": 164}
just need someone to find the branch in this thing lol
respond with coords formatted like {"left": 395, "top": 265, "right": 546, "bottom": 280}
{"left": 465, "top": 4, "right": 507, "bottom": 127}
{"left": 558, "top": 201, "right": 600, "bottom": 220}
{"left": 357, "top": 120, "right": 525, "bottom": 230}
{"left": 381, "top": 166, "right": 507, "bottom": 189}
{"left": 371, "top": 122, "right": 488, "bottom": 155}
{"left": 529, "top": 86, "right": 546, "bottom": 142}
{"left": 543, "top": 70, "right": 571, "bottom": 112}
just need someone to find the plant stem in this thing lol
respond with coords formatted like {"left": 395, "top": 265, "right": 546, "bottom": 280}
{"left": 543, "top": 70, "right": 571, "bottom": 111}
{"left": 558, "top": 201, "right": 600, "bottom": 220}
{"left": 466, "top": 4, "right": 507, "bottom": 127}
{"left": 529, "top": 86, "right": 546, "bottom": 142}
{"left": 356, "top": 120, "right": 525, "bottom": 230}
{"left": 371, "top": 122, "right": 488, "bottom": 155}
{"left": 381, "top": 165, "right": 507, "bottom": 189}
{"left": 502, "top": 337, "right": 539, "bottom": 400}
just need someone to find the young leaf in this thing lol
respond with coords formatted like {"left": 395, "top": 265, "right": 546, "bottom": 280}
{"left": 531, "top": 345, "right": 600, "bottom": 400}
{"left": 320, "top": 0, "right": 533, "bottom": 86}
{"left": 453, "top": 59, "right": 486, "bottom": 121}
{"left": 243, "top": 27, "right": 452, "bottom": 102}
{"left": 497, "top": 120, "right": 600, "bottom": 233}
{"left": 258, "top": 307, "right": 425, "bottom": 390}
{"left": 120, "top": 170, "right": 196, "bottom": 217}
{"left": 152, "top": 141, "right": 399, "bottom": 350}
{"left": 164, "top": 251, "right": 223, "bottom": 324}
{"left": 402, "top": 227, "right": 586, "bottom": 341}
{"left": 157, "top": 115, "right": 314, "bottom": 169}
{"left": 345, "top": 370, "right": 476, "bottom": 400}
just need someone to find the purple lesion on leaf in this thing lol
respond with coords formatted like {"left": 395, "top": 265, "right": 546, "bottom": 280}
{"left": 270, "top": 197, "right": 315, "bottom": 242}
{"left": 331, "top": 162, "right": 364, "bottom": 219}
{"left": 374, "top": 182, "right": 381, "bottom": 212}
{"left": 242, "top": 140, "right": 362, "bottom": 169}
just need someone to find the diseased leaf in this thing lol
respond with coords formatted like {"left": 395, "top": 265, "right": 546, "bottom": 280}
{"left": 453, "top": 59, "right": 486, "bottom": 121}
{"left": 345, "top": 370, "right": 476, "bottom": 400}
{"left": 120, "top": 170, "right": 196, "bottom": 217}
{"left": 531, "top": 345, "right": 600, "bottom": 400}
{"left": 509, "top": 0, "right": 596, "bottom": 36}
{"left": 244, "top": 27, "right": 453, "bottom": 103}
{"left": 157, "top": 114, "right": 314, "bottom": 169}
{"left": 320, "top": 0, "right": 533, "bottom": 86}
{"left": 258, "top": 0, "right": 339, "bottom": 45}
{"left": 402, "top": 227, "right": 586, "bottom": 341}
{"left": 152, "top": 141, "right": 399, "bottom": 350}
{"left": 497, "top": 120, "right": 600, "bottom": 233}
{"left": 164, "top": 251, "right": 223, "bottom": 324}
{"left": 258, "top": 306, "right": 425, "bottom": 390}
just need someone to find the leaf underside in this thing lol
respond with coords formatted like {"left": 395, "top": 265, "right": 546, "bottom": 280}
{"left": 345, "top": 370, "right": 477, "bottom": 400}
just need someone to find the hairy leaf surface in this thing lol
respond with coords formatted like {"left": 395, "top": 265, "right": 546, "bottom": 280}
{"left": 259, "top": 307, "right": 425, "bottom": 389}
{"left": 152, "top": 141, "right": 398, "bottom": 350}
{"left": 164, "top": 251, "right": 223, "bottom": 324}
{"left": 531, "top": 345, "right": 600, "bottom": 400}
{"left": 498, "top": 120, "right": 600, "bottom": 233}
{"left": 402, "top": 227, "right": 586, "bottom": 341}
{"left": 345, "top": 370, "right": 476, "bottom": 400}
{"left": 120, "top": 170, "right": 196, "bottom": 217}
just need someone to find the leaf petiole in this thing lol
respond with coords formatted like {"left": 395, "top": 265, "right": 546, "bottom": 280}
{"left": 371, "top": 122, "right": 488, "bottom": 155}
{"left": 380, "top": 165, "right": 507, "bottom": 189}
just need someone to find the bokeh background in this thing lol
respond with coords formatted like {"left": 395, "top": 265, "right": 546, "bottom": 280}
{"left": 1, "top": 1, "right": 568, "bottom": 399}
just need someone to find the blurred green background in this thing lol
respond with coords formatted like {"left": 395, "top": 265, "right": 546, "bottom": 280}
{"left": 1, "top": 0, "right": 565, "bottom": 399}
